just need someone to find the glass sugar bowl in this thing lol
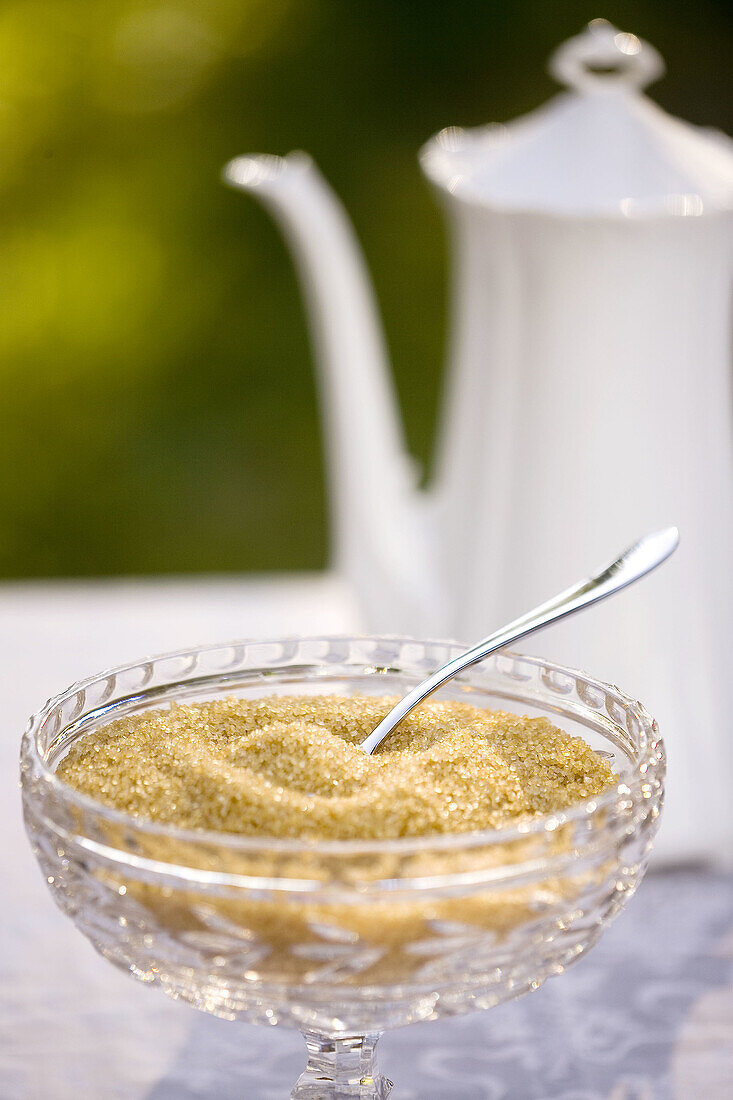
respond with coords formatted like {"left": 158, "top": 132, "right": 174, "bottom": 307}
{"left": 20, "top": 636, "right": 665, "bottom": 1097}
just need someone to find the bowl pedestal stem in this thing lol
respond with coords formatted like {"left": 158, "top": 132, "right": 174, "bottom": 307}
{"left": 291, "top": 1030, "right": 393, "bottom": 1098}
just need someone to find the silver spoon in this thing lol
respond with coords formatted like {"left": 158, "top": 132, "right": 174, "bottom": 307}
{"left": 360, "top": 526, "right": 679, "bottom": 755}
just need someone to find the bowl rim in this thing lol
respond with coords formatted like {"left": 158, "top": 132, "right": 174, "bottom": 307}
{"left": 21, "top": 633, "right": 664, "bottom": 859}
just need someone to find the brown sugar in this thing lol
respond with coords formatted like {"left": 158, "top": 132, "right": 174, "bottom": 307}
{"left": 57, "top": 695, "right": 615, "bottom": 840}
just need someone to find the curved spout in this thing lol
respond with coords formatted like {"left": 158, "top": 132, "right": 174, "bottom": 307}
{"left": 224, "top": 153, "right": 441, "bottom": 631}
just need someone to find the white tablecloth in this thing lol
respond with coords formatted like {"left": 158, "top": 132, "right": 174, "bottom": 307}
{"left": 3, "top": 574, "right": 732, "bottom": 1099}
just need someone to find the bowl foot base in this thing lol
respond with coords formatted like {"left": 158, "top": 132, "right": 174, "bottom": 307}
{"left": 291, "top": 1030, "right": 393, "bottom": 1099}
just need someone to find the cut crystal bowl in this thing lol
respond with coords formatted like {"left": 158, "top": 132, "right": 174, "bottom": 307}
{"left": 20, "top": 636, "right": 665, "bottom": 1098}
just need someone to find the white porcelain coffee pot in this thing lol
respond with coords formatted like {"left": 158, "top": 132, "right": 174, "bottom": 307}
{"left": 225, "top": 21, "right": 733, "bottom": 862}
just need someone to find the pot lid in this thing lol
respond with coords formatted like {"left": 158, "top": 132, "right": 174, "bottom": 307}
{"left": 421, "top": 19, "right": 733, "bottom": 217}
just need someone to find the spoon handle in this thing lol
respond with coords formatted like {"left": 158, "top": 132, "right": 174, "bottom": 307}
{"left": 360, "top": 526, "right": 679, "bottom": 755}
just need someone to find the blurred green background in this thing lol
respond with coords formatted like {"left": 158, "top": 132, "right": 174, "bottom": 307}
{"left": 0, "top": 0, "right": 730, "bottom": 578}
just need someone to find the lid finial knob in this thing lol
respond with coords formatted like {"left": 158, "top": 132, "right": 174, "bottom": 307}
{"left": 549, "top": 19, "right": 665, "bottom": 93}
